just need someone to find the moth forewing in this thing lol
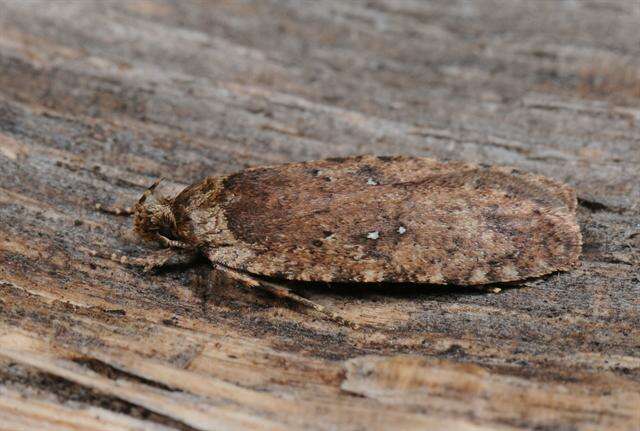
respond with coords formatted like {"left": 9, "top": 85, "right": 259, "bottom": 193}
{"left": 170, "top": 155, "right": 581, "bottom": 284}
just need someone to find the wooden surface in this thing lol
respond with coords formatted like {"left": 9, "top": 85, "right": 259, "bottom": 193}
{"left": 0, "top": 1, "right": 639, "bottom": 430}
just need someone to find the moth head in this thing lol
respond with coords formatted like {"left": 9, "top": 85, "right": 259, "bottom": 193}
{"left": 133, "top": 178, "right": 178, "bottom": 243}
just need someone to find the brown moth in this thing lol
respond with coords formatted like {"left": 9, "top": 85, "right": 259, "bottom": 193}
{"left": 100, "top": 155, "right": 581, "bottom": 325}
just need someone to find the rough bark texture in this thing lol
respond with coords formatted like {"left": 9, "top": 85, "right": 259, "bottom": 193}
{"left": 0, "top": 1, "right": 638, "bottom": 430}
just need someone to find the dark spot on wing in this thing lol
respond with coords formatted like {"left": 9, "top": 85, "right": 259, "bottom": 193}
{"left": 356, "top": 164, "right": 383, "bottom": 184}
{"left": 377, "top": 155, "right": 403, "bottom": 163}
{"left": 325, "top": 156, "right": 348, "bottom": 163}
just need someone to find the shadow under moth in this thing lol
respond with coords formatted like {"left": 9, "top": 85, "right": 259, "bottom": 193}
{"left": 96, "top": 155, "right": 582, "bottom": 327}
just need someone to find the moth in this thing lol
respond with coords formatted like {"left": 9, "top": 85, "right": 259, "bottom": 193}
{"left": 97, "top": 155, "right": 581, "bottom": 326}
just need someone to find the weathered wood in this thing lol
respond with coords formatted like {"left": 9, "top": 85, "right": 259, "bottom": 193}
{"left": 0, "top": 1, "right": 638, "bottom": 430}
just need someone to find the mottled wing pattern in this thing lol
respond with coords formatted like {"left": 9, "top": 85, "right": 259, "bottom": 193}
{"left": 192, "top": 155, "right": 581, "bottom": 284}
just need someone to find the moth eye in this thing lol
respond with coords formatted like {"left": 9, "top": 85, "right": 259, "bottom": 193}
{"left": 157, "top": 225, "right": 176, "bottom": 239}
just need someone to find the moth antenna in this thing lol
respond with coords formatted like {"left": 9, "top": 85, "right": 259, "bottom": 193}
{"left": 86, "top": 247, "right": 197, "bottom": 273}
{"left": 138, "top": 177, "right": 164, "bottom": 205}
{"left": 94, "top": 203, "right": 134, "bottom": 216}
{"left": 87, "top": 248, "right": 148, "bottom": 267}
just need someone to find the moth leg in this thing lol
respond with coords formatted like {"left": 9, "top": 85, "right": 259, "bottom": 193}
{"left": 88, "top": 248, "right": 197, "bottom": 272}
{"left": 94, "top": 203, "right": 134, "bottom": 216}
{"left": 214, "top": 264, "right": 358, "bottom": 329}
{"left": 156, "top": 234, "right": 191, "bottom": 250}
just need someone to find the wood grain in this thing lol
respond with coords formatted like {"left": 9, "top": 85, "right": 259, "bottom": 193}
{"left": 0, "top": 1, "right": 638, "bottom": 430}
